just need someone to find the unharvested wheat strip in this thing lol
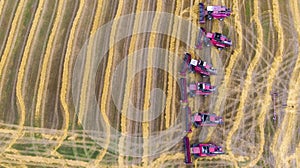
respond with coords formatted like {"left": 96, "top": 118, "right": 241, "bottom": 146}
{"left": 205, "top": 0, "right": 243, "bottom": 143}
{"left": 76, "top": 0, "right": 106, "bottom": 165}
{"left": 0, "top": 0, "right": 24, "bottom": 91}
{"left": 141, "top": 1, "right": 162, "bottom": 166}
{"left": 34, "top": 0, "right": 64, "bottom": 126}
{"left": 269, "top": 0, "right": 287, "bottom": 166}
{"left": 13, "top": 0, "right": 45, "bottom": 154}
{"left": 53, "top": 0, "right": 84, "bottom": 156}
{"left": 165, "top": 0, "right": 181, "bottom": 129}
{"left": 118, "top": 0, "right": 140, "bottom": 166}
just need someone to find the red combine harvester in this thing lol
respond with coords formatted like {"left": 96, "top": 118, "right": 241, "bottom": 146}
{"left": 196, "top": 28, "right": 232, "bottom": 50}
{"left": 192, "top": 112, "right": 223, "bottom": 127}
{"left": 199, "top": 3, "right": 231, "bottom": 23}
{"left": 189, "top": 82, "right": 216, "bottom": 97}
{"left": 184, "top": 136, "right": 224, "bottom": 164}
{"left": 206, "top": 32, "right": 232, "bottom": 50}
{"left": 183, "top": 52, "right": 217, "bottom": 77}
{"left": 184, "top": 108, "right": 222, "bottom": 133}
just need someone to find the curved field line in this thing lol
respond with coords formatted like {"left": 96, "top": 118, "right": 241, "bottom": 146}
{"left": 77, "top": 0, "right": 103, "bottom": 123}
{"left": 277, "top": 74, "right": 300, "bottom": 167}
{"left": 141, "top": 1, "right": 163, "bottom": 166}
{"left": 3, "top": 153, "right": 90, "bottom": 167}
{"left": 75, "top": 0, "right": 107, "bottom": 165}
{"left": 150, "top": 153, "right": 184, "bottom": 167}
{"left": 117, "top": 0, "right": 141, "bottom": 166}
{"left": 238, "top": 1, "right": 264, "bottom": 167}
{"left": 13, "top": 0, "right": 45, "bottom": 154}
{"left": 269, "top": 0, "right": 287, "bottom": 166}
{"left": 34, "top": 0, "right": 64, "bottom": 126}
{"left": 52, "top": 0, "right": 84, "bottom": 156}
{"left": 165, "top": 0, "right": 181, "bottom": 129}
{"left": 220, "top": 0, "right": 243, "bottom": 165}
{"left": 297, "top": 140, "right": 300, "bottom": 167}
{"left": 206, "top": 0, "right": 243, "bottom": 143}
{"left": 0, "top": 0, "right": 24, "bottom": 92}
{"left": 275, "top": 0, "right": 300, "bottom": 166}
{"left": 0, "top": 0, "right": 4, "bottom": 20}
{"left": 0, "top": 0, "right": 25, "bottom": 153}
{"left": 194, "top": 154, "right": 235, "bottom": 167}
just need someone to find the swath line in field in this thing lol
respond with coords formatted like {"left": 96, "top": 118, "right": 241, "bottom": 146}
{"left": 243, "top": 1, "right": 265, "bottom": 167}
{"left": 269, "top": 0, "right": 287, "bottom": 166}
{"left": 118, "top": 0, "right": 140, "bottom": 166}
{"left": 13, "top": 0, "right": 45, "bottom": 156}
{"left": 76, "top": 0, "right": 107, "bottom": 165}
{"left": 205, "top": 0, "right": 243, "bottom": 145}
{"left": 141, "top": 1, "right": 162, "bottom": 166}
{"left": 34, "top": 0, "right": 64, "bottom": 128}
{"left": 0, "top": 0, "right": 4, "bottom": 23}
{"left": 53, "top": 0, "right": 84, "bottom": 156}
{"left": 0, "top": 0, "right": 24, "bottom": 95}
{"left": 275, "top": 0, "right": 300, "bottom": 167}
{"left": 165, "top": 0, "right": 181, "bottom": 129}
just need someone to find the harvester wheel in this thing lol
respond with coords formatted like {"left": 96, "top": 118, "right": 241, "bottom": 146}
{"left": 207, "top": 14, "right": 213, "bottom": 20}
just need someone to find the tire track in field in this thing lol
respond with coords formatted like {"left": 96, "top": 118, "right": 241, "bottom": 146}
{"left": 34, "top": 0, "right": 64, "bottom": 126}
{"left": 275, "top": 0, "right": 300, "bottom": 166}
{"left": 206, "top": 0, "right": 243, "bottom": 143}
{"left": 13, "top": 0, "right": 45, "bottom": 155}
{"left": 269, "top": 0, "right": 287, "bottom": 166}
{"left": 54, "top": 0, "right": 84, "bottom": 156}
{"left": 141, "top": 1, "right": 162, "bottom": 166}
{"left": 165, "top": 0, "right": 181, "bottom": 129}
{"left": 0, "top": 0, "right": 24, "bottom": 95}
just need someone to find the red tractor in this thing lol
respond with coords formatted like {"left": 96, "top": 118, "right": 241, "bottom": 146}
{"left": 183, "top": 52, "right": 217, "bottom": 77}
{"left": 199, "top": 3, "right": 231, "bottom": 23}
{"left": 206, "top": 32, "right": 232, "bottom": 50}
{"left": 189, "top": 82, "right": 216, "bottom": 97}
{"left": 192, "top": 112, "right": 223, "bottom": 127}
{"left": 184, "top": 137, "right": 224, "bottom": 164}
